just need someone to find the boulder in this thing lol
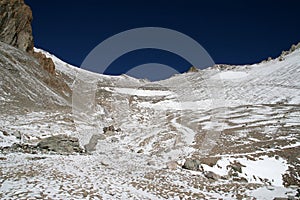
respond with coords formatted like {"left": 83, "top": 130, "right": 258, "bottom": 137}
{"left": 200, "top": 157, "right": 220, "bottom": 167}
{"left": 231, "top": 164, "right": 242, "bottom": 173}
{"left": 228, "top": 161, "right": 245, "bottom": 173}
{"left": 103, "top": 125, "right": 122, "bottom": 136}
{"left": 204, "top": 171, "right": 220, "bottom": 180}
{"left": 37, "top": 135, "right": 83, "bottom": 154}
{"left": 1, "top": 130, "right": 9, "bottom": 136}
{"left": 103, "top": 125, "right": 115, "bottom": 133}
{"left": 12, "top": 131, "right": 21, "bottom": 139}
{"left": 166, "top": 161, "right": 178, "bottom": 170}
{"left": 232, "top": 177, "right": 248, "bottom": 183}
{"left": 137, "top": 149, "right": 144, "bottom": 154}
{"left": 84, "top": 134, "right": 106, "bottom": 152}
{"left": 182, "top": 159, "right": 201, "bottom": 171}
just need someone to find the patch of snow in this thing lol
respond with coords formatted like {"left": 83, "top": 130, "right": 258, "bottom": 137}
{"left": 248, "top": 137, "right": 261, "bottom": 142}
{"left": 171, "top": 117, "right": 195, "bottom": 145}
{"left": 211, "top": 71, "right": 248, "bottom": 80}
{"left": 0, "top": 130, "right": 18, "bottom": 147}
{"left": 248, "top": 186, "right": 297, "bottom": 199}
{"left": 239, "top": 156, "right": 288, "bottom": 186}
{"left": 202, "top": 156, "right": 288, "bottom": 186}
{"left": 139, "top": 100, "right": 218, "bottom": 111}
{"left": 114, "top": 87, "right": 173, "bottom": 97}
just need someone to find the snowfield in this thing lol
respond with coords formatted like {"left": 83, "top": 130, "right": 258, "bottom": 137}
{"left": 211, "top": 71, "right": 249, "bottom": 80}
{"left": 0, "top": 43, "right": 300, "bottom": 199}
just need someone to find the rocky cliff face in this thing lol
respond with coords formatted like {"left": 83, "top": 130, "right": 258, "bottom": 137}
{"left": 32, "top": 51, "right": 55, "bottom": 75}
{"left": 0, "top": 0, "right": 34, "bottom": 53}
{"left": 0, "top": 0, "right": 55, "bottom": 74}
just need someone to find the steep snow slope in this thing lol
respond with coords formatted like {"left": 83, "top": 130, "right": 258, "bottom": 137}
{"left": 0, "top": 44, "right": 299, "bottom": 199}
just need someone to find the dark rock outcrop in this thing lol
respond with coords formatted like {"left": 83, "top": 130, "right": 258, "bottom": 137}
{"left": 0, "top": 0, "right": 56, "bottom": 75}
{"left": 32, "top": 51, "right": 55, "bottom": 75}
{"left": 0, "top": 0, "right": 34, "bottom": 53}
{"left": 187, "top": 66, "right": 199, "bottom": 73}
{"left": 0, "top": 135, "right": 83, "bottom": 155}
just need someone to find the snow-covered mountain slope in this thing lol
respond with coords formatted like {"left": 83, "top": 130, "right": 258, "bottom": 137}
{"left": 0, "top": 43, "right": 300, "bottom": 199}
{"left": 0, "top": 42, "right": 71, "bottom": 113}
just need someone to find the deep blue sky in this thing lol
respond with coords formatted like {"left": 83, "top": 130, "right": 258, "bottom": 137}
{"left": 25, "top": 0, "right": 300, "bottom": 78}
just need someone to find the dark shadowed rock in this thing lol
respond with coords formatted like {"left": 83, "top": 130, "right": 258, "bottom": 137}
{"left": 2, "top": 130, "right": 9, "bottom": 136}
{"left": 103, "top": 125, "right": 122, "bottom": 136}
{"left": 37, "top": 135, "right": 83, "bottom": 154}
{"left": 116, "top": 128, "right": 122, "bottom": 132}
{"left": 0, "top": 157, "right": 7, "bottom": 160}
{"left": 231, "top": 164, "right": 242, "bottom": 173}
{"left": 103, "top": 125, "right": 115, "bottom": 133}
{"left": 228, "top": 161, "right": 245, "bottom": 173}
{"left": 137, "top": 149, "right": 144, "bottom": 154}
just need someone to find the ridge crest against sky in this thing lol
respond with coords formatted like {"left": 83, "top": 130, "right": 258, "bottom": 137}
{"left": 25, "top": 0, "right": 300, "bottom": 74}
